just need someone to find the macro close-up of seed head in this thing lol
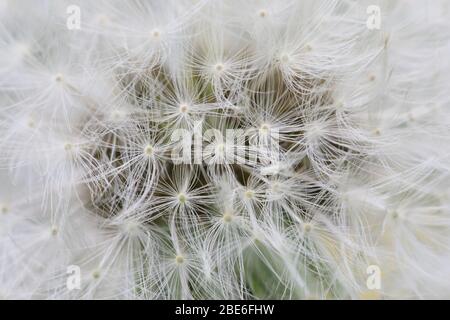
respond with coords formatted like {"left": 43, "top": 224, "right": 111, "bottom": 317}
{"left": 0, "top": 0, "right": 450, "bottom": 300}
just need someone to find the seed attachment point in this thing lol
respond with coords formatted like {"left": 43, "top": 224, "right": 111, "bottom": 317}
{"left": 175, "top": 255, "right": 185, "bottom": 264}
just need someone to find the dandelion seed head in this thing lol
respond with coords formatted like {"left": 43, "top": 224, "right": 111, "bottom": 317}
{"left": 1, "top": 0, "right": 449, "bottom": 300}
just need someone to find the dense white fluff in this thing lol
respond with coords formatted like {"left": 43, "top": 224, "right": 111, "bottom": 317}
{"left": 0, "top": 0, "right": 449, "bottom": 300}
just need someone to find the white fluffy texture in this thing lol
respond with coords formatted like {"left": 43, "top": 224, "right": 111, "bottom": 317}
{"left": 0, "top": 0, "right": 449, "bottom": 299}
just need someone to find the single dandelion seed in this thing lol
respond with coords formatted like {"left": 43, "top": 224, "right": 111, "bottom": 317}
{"left": 178, "top": 193, "right": 187, "bottom": 204}
{"left": 222, "top": 212, "right": 234, "bottom": 223}
{"left": 1, "top": 205, "right": 8, "bottom": 214}
{"left": 64, "top": 143, "right": 73, "bottom": 151}
{"left": 27, "top": 118, "right": 35, "bottom": 128}
{"left": 144, "top": 144, "right": 154, "bottom": 156}
{"left": 215, "top": 143, "right": 225, "bottom": 155}
{"left": 389, "top": 210, "right": 399, "bottom": 219}
{"left": 335, "top": 101, "right": 344, "bottom": 109}
{"left": 151, "top": 29, "right": 161, "bottom": 39}
{"left": 271, "top": 182, "right": 280, "bottom": 192}
{"left": 92, "top": 270, "right": 101, "bottom": 279}
{"left": 260, "top": 123, "right": 270, "bottom": 135}
{"left": 280, "top": 54, "right": 290, "bottom": 64}
{"left": 175, "top": 255, "right": 185, "bottom": 264}
{"left": 244, "top": 190, "right": 254, "bottom": 199}
{"left": 121, "top": 221, "right": 140, "bottom": 235}
{"left": 111, "top": 110, "right": 124, "bottom": 121}
{"left": 303, "top": 223, "right": 313, "bottom": 233}
{"left": 257, "top": 9, "right": 268, "bottom": 18}
{"left": 179, "top": 104, "right": 189, "bottom": 113}
{"left": 54, "top": 73, "right": 64, "bottom": 83}
{"left": 214, "top": 63, "right": 225, "bottom": 73}
{"left": 51, "top": 226, "right": 58, "bottom": 236}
